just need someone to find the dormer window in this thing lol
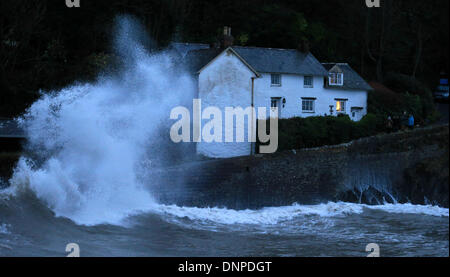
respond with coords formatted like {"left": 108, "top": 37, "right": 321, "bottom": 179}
{"left": 329, "top": 73, "right": 343, "bottom": 86}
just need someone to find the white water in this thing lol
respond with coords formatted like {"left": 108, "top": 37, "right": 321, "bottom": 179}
{"left": 8, "top": 16, "right": 195, "bottom": 226}
{"left": 153, "top": 202, "right": 448, "bottom": 226}
{"left": 0, "top": 224, "right": 10, "bottom": 235}
{"left": 5, "top": 16, "right": 449, "bottom": 228}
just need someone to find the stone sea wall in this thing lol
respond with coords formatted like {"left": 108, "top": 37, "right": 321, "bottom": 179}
{"left": 1, "top": 125, "right": 448, "bottom": 207}
{"left": 149, "top": 125, "right": 449, "bottom": 208}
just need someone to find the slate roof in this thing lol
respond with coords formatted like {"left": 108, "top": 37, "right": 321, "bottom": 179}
{"left": 182, "top": 44, "right": 371, "bottom": 91}
{"left": 184, "top": 46, "right": 328, "bottom": 76}
{"left": 184, "top": 48, "right": 224, "bottom": 74}
{"left": 322, "top": 63, "right": 373, "bottom": 91}
{"left": 232, "top": 46, "right": 328, "bottom": 76}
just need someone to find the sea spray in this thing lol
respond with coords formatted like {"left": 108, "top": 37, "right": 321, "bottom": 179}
{"left": 8, "top": 16, "right": 195, "bottom": 226}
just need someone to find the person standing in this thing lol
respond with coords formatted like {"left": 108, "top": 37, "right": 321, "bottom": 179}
{"left": 408, "top": 114, "right": 415, "bottom": 129}
{"left": 401, "top": 111, "right": 408, "bottom": 130}
{"left": 386, "top": 115, "right": 394, "bottom": 133}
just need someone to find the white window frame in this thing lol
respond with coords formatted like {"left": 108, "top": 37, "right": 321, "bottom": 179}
{"left": 271, "top": 74, "right": 282, "bottom": 87}
{"left": 329, "top": 73, "right": 343, "bottom": 86}
{"left": 304, "top": 76, "right": 313, "bottom": 88}
{"left": 302, "top": 98, "right": 315, "bottom": 113}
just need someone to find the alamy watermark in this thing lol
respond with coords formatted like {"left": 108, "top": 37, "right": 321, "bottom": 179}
{"left": 170, "top": 99, "right": 279, "bottom": 154}
{"left": 365, "top": 0, "right": 381, "bottom": 8}
{"left": 66, "top": 243, "right": 80, "bottom": 257}
{"left": 65, "top": 0, "right": 80, "bottom": 8}
{"left": 366, "top": 243, "right": 380, "bottom": 257}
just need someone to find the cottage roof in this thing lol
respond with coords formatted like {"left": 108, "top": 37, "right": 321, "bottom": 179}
{"left": 322, "top": 63, "right": 373, "bottom": 91}
{"left": 184, "top": 46, "right": 328, "bottom": 76}
{"left": 232, "top": 46, "right": 328, "bottom": 76}
{"left": 184, "top": 48, "right": 224, "bottom": 73}
{"left": 182, "top": 44, "right": 371, "bottom": 91}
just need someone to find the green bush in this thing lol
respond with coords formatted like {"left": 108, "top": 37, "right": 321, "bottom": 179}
{"left": 260, "top": 113, "right": 385, "bottom": 152}
{"left": 354, "top": 113, "right": 385, "bottom": 138}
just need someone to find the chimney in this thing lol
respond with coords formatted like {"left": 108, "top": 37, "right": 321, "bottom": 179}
{"left": 224, "top": 26, "right": 231, "bottom": 36}
{"left": 220, "top": 26, "right": 234, "bottom": 48}
{"left": 297, "top": 39, "right": 310, "bottom": 53}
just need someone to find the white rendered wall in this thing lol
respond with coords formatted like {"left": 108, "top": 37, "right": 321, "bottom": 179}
{"left": 253, "top": 74, "right": 368, "bottom": 121}
{"left": 196, "top": 50, "right": 255, "bottom": 158}
{"left": 318, "top": 88, "right": 368, "bottom": 121}
{"left": 254, "top": 74, "right": 324, "bottom": 118}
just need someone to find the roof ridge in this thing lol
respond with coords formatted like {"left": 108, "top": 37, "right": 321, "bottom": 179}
{"left": 175, "top": 43, "right": 307, "bottom": 52}
{"left": 322, "top": 62, "right": 349, "bottom": 65}
{"left": 232, "top": 45, "right": 300, "bottom": 51}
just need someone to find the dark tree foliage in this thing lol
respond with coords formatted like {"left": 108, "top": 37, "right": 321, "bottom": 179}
{"left": 0, "top": 0, "right": 448, "bottom": 117}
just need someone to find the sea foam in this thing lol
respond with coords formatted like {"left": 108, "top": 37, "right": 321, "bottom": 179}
{"left": 8, "top": 16, "right": 195, "bottom": 226}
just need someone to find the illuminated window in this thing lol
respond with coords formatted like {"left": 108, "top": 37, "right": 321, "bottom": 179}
{"left": 329, "top": 73, "right": 343, "bottom": 86}
{"left": 336, "top": 100, "right": 347, "bottom": 113}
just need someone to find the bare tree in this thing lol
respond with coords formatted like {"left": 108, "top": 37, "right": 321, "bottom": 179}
{"left": 365, "top": 0, "right": 393, "bottom": 82}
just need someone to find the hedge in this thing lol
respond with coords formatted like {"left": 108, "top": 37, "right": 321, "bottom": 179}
{"left": 258, "top": 113, "right": 385, "bottom": 152}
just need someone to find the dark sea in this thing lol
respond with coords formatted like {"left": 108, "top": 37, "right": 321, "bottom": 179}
{"left": 0, "top": 188, "right": 448, "bottom": 257}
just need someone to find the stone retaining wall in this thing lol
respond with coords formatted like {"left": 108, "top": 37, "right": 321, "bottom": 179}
{"left": 148, "top": 125, "right": 449, "bottom": 208}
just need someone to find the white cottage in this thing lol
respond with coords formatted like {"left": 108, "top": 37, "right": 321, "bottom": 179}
{"left": 175, "top": 31, "right": 372, "bottom": 158}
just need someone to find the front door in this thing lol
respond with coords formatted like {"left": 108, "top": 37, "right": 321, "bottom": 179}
{"left": 271, "top": 98, "right": 281, "bottom": 118}
{"left": 351, "top": 108, "right": 363, "bottom": 121}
